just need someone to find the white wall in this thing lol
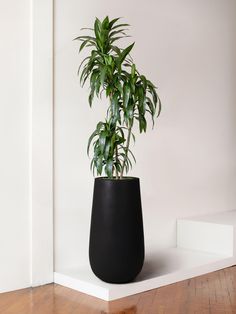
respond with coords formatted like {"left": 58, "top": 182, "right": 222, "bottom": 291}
{"left": 31, "top": 0, "right": 54, "bottom": 287}
{"left": 0, "top": 0, "right": 31, "bottom": 291}
{"left": 54, "top": 0, "right": 236, "bottom": 270}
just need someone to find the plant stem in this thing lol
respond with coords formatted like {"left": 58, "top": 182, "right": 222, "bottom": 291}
{"left": 109, "top": 95, "right": 119, "bottom": 180}
{"left": 115, "top": 146, "right": 119, "bottom": 179}
{"left": 120, "top": 122, "right": 133, "bottom": 179}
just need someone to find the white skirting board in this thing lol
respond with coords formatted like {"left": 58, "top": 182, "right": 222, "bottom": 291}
{"left": 54, "top": 210, "right": 236, "bottom": 301}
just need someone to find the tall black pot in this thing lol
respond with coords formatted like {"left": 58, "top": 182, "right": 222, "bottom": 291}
{"left": 89, "top": 177, "right": 145, "bottom": 284}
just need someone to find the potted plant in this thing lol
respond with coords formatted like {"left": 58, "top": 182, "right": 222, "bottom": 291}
{"left": 75, "top": 16, "right": 161, "bottom": 283}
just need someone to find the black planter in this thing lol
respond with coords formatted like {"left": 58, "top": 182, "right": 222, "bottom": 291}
{"left": 89, "top": 177, "right": 145, "bottom": 284}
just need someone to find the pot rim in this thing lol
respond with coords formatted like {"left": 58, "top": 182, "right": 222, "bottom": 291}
{"left": 95, "top": 176, "right": 139, "bottom": 182}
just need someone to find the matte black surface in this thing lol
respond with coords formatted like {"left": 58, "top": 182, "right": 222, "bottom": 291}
{"left": 89, "top": 177, "right": 145, "bottom": 283}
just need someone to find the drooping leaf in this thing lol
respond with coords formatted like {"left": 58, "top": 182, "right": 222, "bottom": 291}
{"left": 79, "top": 40, "right": 90, "bottom": 52}
{"left": 110, "top": 45, "right": 121, "bottom": 55}
{"left": 77, "top": 56, "right": 90, "bottom": 76}
{"left": 105, "top": 159, "right": 113, "bottom": 178}
{"left": 100, "top": 65, "right": 107, "bottom": 87}
{"left": 110, "top": 29, "right": 128, "bottom": 38}
{"left": 123, "top": 83, "right": 130, "bottom": 108}
{"left": 110, "top": 92, "right": 120, "bottom": 123}
{"left": 140, "top": 75, "right": 147, "bottom": 89}
{"left": 110, "top": 36, "right": 131, "bottom": 45}
{"left": 104, "top": 141, "right": 111, "bottom": 159}
{"left": 73, "top": 35, "right": 96, "bottom": 42}
{"left": 96, "top": 155, "right": 103, "bottom": 175}
{"left": 80, "top": 27, "right": 94, "bottom": 31}
{"left": 156, "top": 95, "right": 162, "bottom": 118}
{"left": 109, "top": 17, "right": 121, "bottom": 28}
{"left": 87, "top": 130, "right": 98, "bottom": 155}
{"left": 117, "top": 42, "right": 135, "bottom": 65}
{"left": 99, "top": 131, "right": 107, "bottom": 153}
{"left": 111, "top": 23, "right": 130, "bottom": 30}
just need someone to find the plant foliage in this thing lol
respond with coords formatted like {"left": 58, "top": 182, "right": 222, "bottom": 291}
{"left": 75, "top": 16, "right": 161, "bottom": 179}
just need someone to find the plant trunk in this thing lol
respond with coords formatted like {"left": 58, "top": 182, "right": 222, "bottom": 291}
{"left": 120, "top": 122, "right": 133, "bottom": 179}
{"left": 109, "top": 95, "right": 119, "bottom": 180}
{"left": 115, "top": 146, "right": 119, "bottom": 179}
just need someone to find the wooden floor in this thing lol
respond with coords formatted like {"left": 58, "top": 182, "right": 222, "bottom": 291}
{"left": 1, "top": 266, "right": 236, "bottom": 314}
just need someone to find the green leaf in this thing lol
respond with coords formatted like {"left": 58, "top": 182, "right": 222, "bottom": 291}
{"left": 104, "top": 141, "right": 111, "bottom": 159}
{"left": 90, "top": 158, "right": 94, "bottom": 171}
{"left": 105, "top": 159, "right": 113, "bottom": 178}
{"left": 107, "top": 55, "right": 113, "bottom": 65}
{"left": 115, "top": 80, "right": 123, "bottom": 94}
{"left": 94, "top": 18, "right": 102, "bottom": 39}
{"left": 147, "top": 79, "right": 156, "bottom": 89}
{"left": 73, "top": 35, "right": 96, "bottom": 41}
{"left": 94, "top": 18, "right": 103, "bottom": 51}
{"left": 127, "top": 103, "right": 134, "bottom": 119}
{"left": 80, "top": 27, "right": 94, "bottom": 31}
{"left": 115, "top": 160, "right": 121, "bottom": 173}
{"left": 88, "top": 71, "right": 99, "bottom": 106}
{"left": 106, "top": 85, "right": 113, "bottom": 97}
{"left": 77, "top": 56, "right": 90, "bottom": 76}
{"left": 109, "top": 17, "right": 121, "bottom": 28}
{"left": 146, "top": 97, "right": 155, "bottom": 114}
{"left": 138, "top": 86, "right": 145, "bottom": 114}
{"left": 150, "top": 87, "right": 158, "bottom": 104}
{"left": 123, "top": 83, "right": 130, "bottom": 108}
{"left": 131, "top": 132, "right": 136, "bottom": 143}
{"left": 81, "top": 72, "right": 90, "bottom": 87}
{"left": 80, "top": 65, "right": 89, "bottom": 84}
{"left": 110, "top": 29, "right": 127, "bottom": 38}
{"left": 117, "top": 126, "right": 125, "bottom": 139}
{"left": 110, "top": 45, "right": 121, "bottom": 55}
{"left": 89, "top": 91, "right": 94, "bottom": 107}
{"left": 138, "top": 115, "right": 147, "bottom": 133}
{"left": 96, "top": 121, "right": 104, "bottom": 132}
{"left": 79, "top": 40, "right": 88, "bottom": 52}
{"left": 102, "top": 16, "right": 110, "bottom": 29}
{"left": 128, "top": 148, "right": 136, "bottom": 163}
{"left": 110, "top": 36, "right": 131, "bottom": 44}
{"left": 110, "top": 133, "right": 116, "bottom": 153}
{"left": 100, "top": 65, "right": 107, "bottom": 87}
{"left": 99, "top": 131, "right": 107, "bottom": 153}
{"left": 140, "top": 75, "right": 147, "bottom": 89}
{"left": 131, "top": 64, "right": 136, "bottom": 77}
{"left": 157, "top": 95, "right": 162, "bottom": 118}
{"left": 117, "top": 42, "right": 134, "bottom": 66}
{"left": 96, "top": 155, "right": 103, "bottom": 175}
{"left": 111, "top": 23, "right": 130, "bottom": 30}
{"left": 87, "top": 130, "right": 98, "bottom": 155}
{"left": 111, "top": 92, "right": 120, "bottom": 122}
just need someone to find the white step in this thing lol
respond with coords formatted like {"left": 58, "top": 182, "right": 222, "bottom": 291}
{"left": 177, "top": 210, "right": 236, "bottom": 256}
{"left": 54, "top": 210, "right": 236, "bottom": 301}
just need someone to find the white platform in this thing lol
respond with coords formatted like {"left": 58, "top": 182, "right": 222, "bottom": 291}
{"left": 54, "top": 210, "right": 236, "bottom": 301}
{"left": 177, "top": 211, "right": 236, "bottom": 256}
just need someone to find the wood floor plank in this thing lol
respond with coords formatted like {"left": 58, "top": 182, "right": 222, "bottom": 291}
{"left": 1, "top": 266, "right": 236, "bottom": 313}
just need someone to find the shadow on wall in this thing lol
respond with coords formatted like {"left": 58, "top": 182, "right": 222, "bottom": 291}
{"left": 230, "top": 5, "right": 236, "bottom": 169}
{"left": 232, "top": 9, "right": 236, "bottom": 137}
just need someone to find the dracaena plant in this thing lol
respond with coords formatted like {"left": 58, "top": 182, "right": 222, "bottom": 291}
{"left": 74, "top": 16, "right": 161, "bottom": 179}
